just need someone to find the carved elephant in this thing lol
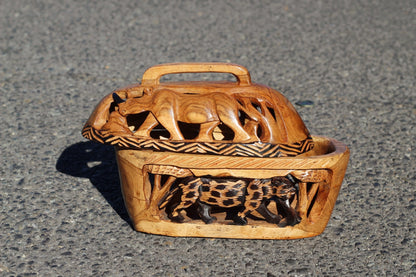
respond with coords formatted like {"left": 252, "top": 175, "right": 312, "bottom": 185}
{"left": 159, "top": 175, "right": 300, "bottom": 227}
{"left": 113, "top": 89, "right": 258, "bottom": 142}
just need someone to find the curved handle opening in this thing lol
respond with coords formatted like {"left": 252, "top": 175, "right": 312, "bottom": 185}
{"left": 159, "top": 72, "right": 238, "bottom": 83}
{"left": 141, "top": 62, "right": 252, "bottom": 87}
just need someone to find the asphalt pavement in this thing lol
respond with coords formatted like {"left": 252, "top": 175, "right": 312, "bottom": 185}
{"left": 1, "top": 1, "right": 415, "bottom": 276}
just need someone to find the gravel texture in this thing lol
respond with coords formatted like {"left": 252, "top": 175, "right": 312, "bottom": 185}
{"left": 1, "top": 0, "right": 415, "bottom": 276}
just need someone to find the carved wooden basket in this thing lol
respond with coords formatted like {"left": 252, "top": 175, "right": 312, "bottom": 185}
{"left": 82, "top": 63, "right": 349, "bottom": 239}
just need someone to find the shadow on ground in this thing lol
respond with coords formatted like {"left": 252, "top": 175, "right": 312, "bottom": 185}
{"left": 56, "top": 141, "right": 131, "bottom": 224}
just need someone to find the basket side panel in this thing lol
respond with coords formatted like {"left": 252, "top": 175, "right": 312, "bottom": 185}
{"left": 115, "top": 148, "right": 154, "bottom": 224}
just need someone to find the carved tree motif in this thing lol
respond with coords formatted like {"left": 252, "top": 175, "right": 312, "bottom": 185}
{"left": 142, "top": 165, "right": 192, "bottom": 215}
{"left": 290, "top": 169, "right": 331, "bottom": 221}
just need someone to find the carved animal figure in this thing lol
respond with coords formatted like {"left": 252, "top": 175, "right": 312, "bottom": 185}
{"left": 159, "top": 175, "right": 300, "bottom": 226}
{"left": 113, "top": 89, "right": 258, "bottom": 142}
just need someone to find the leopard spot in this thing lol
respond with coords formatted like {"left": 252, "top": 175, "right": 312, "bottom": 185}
{"left": 251, "top": 191, "right": 261, "bottom": 200}
{"left": 223, "top": 199, "right": 235, "bottom": 206}
{"left": 249, "top": 184, "right": 259, "bottom": 190}
{"left": 201, "top": 185, "right": 210, "bottom": 192}
{"left": 250, "top": 202, "right": 258, "bottom": 208}
{"left": 185, "top": 191, "right": 196, "bottom": 198}
{"left": 215, "top": 184, "right": 226, "bottom": 190}
{"left": 207, "top": 197, "right": 217, "bottom": 203}
{"left": 225, "top": 190, "right": 237, "bottom": 197}
{"left": 211, "top": 190, "right": 221, "bottom": 197}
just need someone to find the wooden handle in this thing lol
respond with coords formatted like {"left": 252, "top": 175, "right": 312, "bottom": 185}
{"left": 141, "top": 62, "right": 252, "bottom": 86}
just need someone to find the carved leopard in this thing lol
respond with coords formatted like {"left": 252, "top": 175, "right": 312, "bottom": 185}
{"left": 159, "top": 175, "right": 300, "bottom": 226}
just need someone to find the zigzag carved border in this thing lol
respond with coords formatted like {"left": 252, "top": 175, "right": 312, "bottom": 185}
{"left": 82, "top": 126, "right": 314, "bottom": 158}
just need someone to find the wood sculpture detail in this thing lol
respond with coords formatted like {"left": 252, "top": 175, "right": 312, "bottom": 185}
{"left": 159, "top": 175, "right": 301, "bottom": 227}
{"left": 115, "top": 90, "right": 258, "bottom": 142}
{"left": 82, "top": 62, "right": 316, "bottom": 158}
{"left": 83, "top": 124, "right": 314, "bottom": 157}
{"left": 82, "top": 89, "right": 315, "bottom": 157}
{"left": 82, "top": 63, "right": 350, "bottom": 239}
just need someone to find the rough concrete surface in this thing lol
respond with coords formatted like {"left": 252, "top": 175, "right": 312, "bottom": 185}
{"left": 1, "top": 0, "right": 415, "bottom": 276}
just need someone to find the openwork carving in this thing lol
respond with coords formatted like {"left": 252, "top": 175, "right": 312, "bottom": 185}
{"left": 82, "top": 88, "right": 314, "bottom": 157}
{"left": 160, "top": 175, "right": 300, "bottom": 226}
{"left": 83, "top": 125, "right": 313, "bottom": 158}
{"left": 140, "top": 164, "right": 331, "bottom": 227}
{"left": 82, "top": 62, "right": 349, "bottom": 239}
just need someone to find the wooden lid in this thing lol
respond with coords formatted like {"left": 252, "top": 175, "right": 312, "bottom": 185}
{"left": 82, "top": 63, "right": 313, "bottom": 157}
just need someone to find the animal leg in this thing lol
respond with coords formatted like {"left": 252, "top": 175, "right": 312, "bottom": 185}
{"left": 218, "top": 112, "right": 253, "bottom": 142}
{"left": 134, "top": 113, "right": 159, "bottom": 137}
{"left": 168, "top": 200, "right": 187, "bottom": 222}
{"left": 276, "top": 198, "right": 301, "bottom": 227}
{"left": 255, "top": 202, "right": 282, "bottom": 224}
{"left": 170, "top": 199, "right": 195, "bottom": 223}
{"left": 196, "top": 121, "right": 219, "bottom": 141}
{"left": 234, "top": 203, "right": 260, "bottom": 225}
{"left": 157, "top": 116, "right": 184, "bottom": 140}
{"left": 235, "top": 179, "right": 264, "bottom": 225}
{"left": 197, "top": 201, "right": 217, "bottom": 224}
{"left": 170, "top": 181, "right": 200, "bottom": 222}
{"left": 233, "top": 214, "right": 248, "bottom": 225}
{"left": 225, "top": 120, "right": 253, "bottom": 142}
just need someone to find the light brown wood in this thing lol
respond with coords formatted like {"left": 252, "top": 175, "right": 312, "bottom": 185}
{"left": 140, "top": 62, "right": 252, "bottom": 86}
{"left": 114, "top": 136, "right": 349, "bottom": 238}
{"left": 82, "top": 63, "right": 350, "bottom": 239}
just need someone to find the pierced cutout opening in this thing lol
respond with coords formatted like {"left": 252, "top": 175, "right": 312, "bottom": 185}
{"left": 213, "top": 126, "right": 225, "bottom": 140}
{"left": 178, "top": 121, "right": 201, "bottom": 140}
{"left": 216, "top": 123, "right": 235, "bottom": 141}
{"left": 109, "top": 101, "right": 117, "bottom": 113}
{"left": 306, "top": 183, "right": 314, "bottom": 194}
{"left": 126, "top": 112, "right": 150, "bottom": 132}
{"left": 146, "top": 172, "right": 179, "bottom": 194}
{"left": 267, "top": 107, "right": 277, "bottom": 121}
{"left": 307, "top": 185, "right": 319, "bottom": 218}
{"left": 256, "top": 124, "right": 263, "bottom": 139}
{"left": 159, "top": 72, "right": 237, "bottom": 83}
{"left": 150, "top": 124, "right": 171, "bottom": 140}
{"left": 236, "top": 98, "right": 244, "bottom": 107}
{"left": 160, "top": 174, "right": 172, "bottom": 188}
{"left": 238, "top": 109, "right": 251, "bottom": 126}
{"left": 251, "top": 102, "right": 263, "bottom": 114}
{"left": 148, "top": 173, "right": 155, "bottom": 194}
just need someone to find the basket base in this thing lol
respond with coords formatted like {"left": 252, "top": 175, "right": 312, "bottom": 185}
{"left": 116, "top": 136, "right": 349, "bottom": 239}
{"left": 134, "top": 220, "right": 321, "bottom": 240}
